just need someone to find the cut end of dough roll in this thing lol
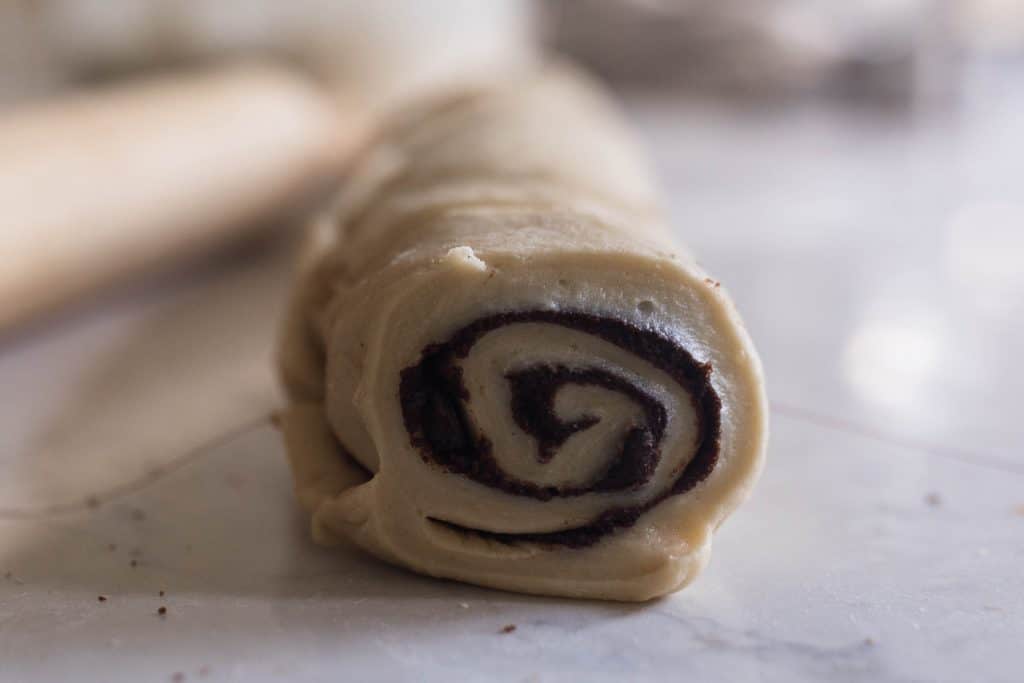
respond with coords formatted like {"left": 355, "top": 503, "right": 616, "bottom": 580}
{"left": 278, "top": 64, "right": 767, "bottom": 601}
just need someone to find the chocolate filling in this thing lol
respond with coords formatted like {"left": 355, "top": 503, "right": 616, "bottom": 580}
{"left": 399, "top": 310, "right": 721, "bottom": 547}
{"left": 506, "top": 365, "right": 663, "bottom": 491}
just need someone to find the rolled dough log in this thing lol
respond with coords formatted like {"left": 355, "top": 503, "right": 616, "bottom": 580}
{"left": 278, "top": 64, "right": 768, "bottom": 601}
{"left": 0, "top": 64, "right": 358, "bottom": 329}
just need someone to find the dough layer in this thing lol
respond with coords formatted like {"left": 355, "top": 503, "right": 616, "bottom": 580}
{"left": 278, "top": 64, "right": 768, "bottom": 601}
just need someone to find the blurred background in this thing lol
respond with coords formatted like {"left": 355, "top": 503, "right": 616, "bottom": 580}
{"left": 1, "top": 0, "right": 1023, "bottom": 326}
{"left": 4, "top": 0, "right": 1024, "bottom": 107}
{"left": 2, "top": 3, "right": 1023, "bottom": 680}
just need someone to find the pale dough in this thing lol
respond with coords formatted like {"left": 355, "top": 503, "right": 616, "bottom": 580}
{"left": 278, "top": 64, "right": 768, "bottom": 601}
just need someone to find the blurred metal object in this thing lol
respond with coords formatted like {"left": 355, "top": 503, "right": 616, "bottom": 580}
{"left": 544, "top": 0, "right": 961, "bottom": 105}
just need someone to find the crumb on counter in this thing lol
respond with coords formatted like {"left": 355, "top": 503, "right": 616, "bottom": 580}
{"left": 500, "top": 624, "right": 517, "bottom": 634}
{"left": 98, "top": 595, "right": 108, "bottom": 602}
{"left": 158, "top": 606, "right": 167, "bottom": 616}
{"left": 925, "top": 492, "right": 942, "bottom": 507}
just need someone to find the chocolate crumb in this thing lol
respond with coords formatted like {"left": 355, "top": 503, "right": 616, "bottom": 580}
{"left": 130, "top": 559, "right": 138, "bottom": 568}
{"left": 500, "top": 624, "right": 517, "bottom": 634}
{"left": 158, "top": 606, "right": 167, "bottom": 616}
{"left": 925, "top": 492, "right": 942, "bottom": 507}
{"left": 171, "top": 673, "right": 185, "bottom": 683}
{"left": 159, "top": 590, "right": 166, "bottom": 597}
{"left": 98, "top": 595, "right": 108, "bottom": 602}
{"left": 269, "top": 412, "right": 283, "bottom": 429}
{"left": 86, "top": 496, "right": 101, "bottom": 509}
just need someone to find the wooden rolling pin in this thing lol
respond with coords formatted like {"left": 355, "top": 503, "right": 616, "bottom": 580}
{"left": 0, "top": 63, "right": 365, "bottom": 330}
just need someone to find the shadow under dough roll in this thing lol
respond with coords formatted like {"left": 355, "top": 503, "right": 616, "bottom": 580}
{"left": 278, "top": 64, "right": 768, "bottom": 601}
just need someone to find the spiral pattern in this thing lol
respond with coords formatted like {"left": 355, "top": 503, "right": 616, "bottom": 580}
{"left": 400, "top": 310, "right": 722, "bottom": 548}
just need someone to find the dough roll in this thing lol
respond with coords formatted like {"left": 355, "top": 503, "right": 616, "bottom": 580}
{"left": 278, "top": 65, "right": 768, "bottom": 601}
{"left": 0, "top": 64, "right": 354, "bottom": 329}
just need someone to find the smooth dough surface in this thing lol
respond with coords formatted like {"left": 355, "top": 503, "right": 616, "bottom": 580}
{"left": 278, "top": 64, "right": 768, "bottom": 601}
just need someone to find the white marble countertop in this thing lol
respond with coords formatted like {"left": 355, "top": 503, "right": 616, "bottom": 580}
{"left": 2, "top": 73, "right": 1023, "bottom": 682}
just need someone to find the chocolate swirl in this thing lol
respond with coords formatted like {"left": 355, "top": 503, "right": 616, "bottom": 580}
{"left": 400, "top": 310, "right": 722, "bottom": 548}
